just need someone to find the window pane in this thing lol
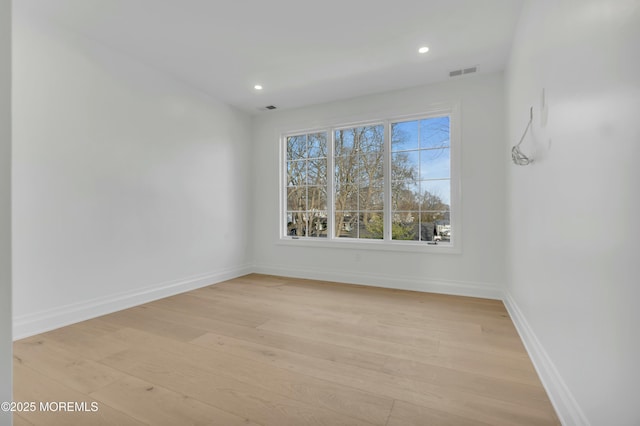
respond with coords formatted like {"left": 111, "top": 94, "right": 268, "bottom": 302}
{"left": 360, "top": 211, "right": 384, "bottom": 239}
{"left": 391, "top": 181, "right": 419, "bottom": 211}
{"left": 335, "top": 183, "right": 358, "bottom": 211}
{"left": 307, "top": 186, "right": 327, "bottom": 211}
{"left": 306, "top": 211, "right": 328, "bottom": 238}
{"left": 335, "top": 212, "right": 357, "bottom": 238}
{"left": 286, "top": 211, "right": 307, "bottom": 237}
{"left": 287, "top": 187, "right": 306, "bottom": 211}
{"left": 287, "top": 135, "right": 306, "bottom": 161}
{"left": 287, "top": 160, "right": 306, "bottom": 187}
{"left": 419, "top": 180, "right": 451, "bottom": 242}
{"left": 392, "top": 151, "right": 419, "bottom": 182}
{"left": 393, "top": 175, "right": 451, "bottom": 240}
{"left": 419, "top": 210, "right": 449, "bottom": 223}
{"left": 392, "top": 120, "right": 419, "bottom": 151}
{"left": 358, "top": 125, "right": 384, "bottom": 153}
{"left": 334, "top": 129, "right": 355, "bottom": 157}
{"left": 391, "top": 211, "right": 419, "bottom": 241}
{"left": 420, "top": 180, "right": 451, "bottom": 209}
{"left": 334, "top": 125, "right": 384, "bottom": 240}
{"left": 284, "top": 131, "right": 328, "bottom": 238}
{"left": 334, "top": 159, "right": 357, "bottom": 185}
{"left": 419, "top": 211, "right": 449, "bottom": 242}
{"left": 359, "top": 180, "right": 384, "bottom": 210}
{"left": 336, "top": 125, "right": 383, "bottom": 156}
{"left": 436, "top": 219, "right": 451, "bottom": 242}
{"left": 420, "top": 147, "right": 450, "bottom": 180}
{"left": 308, "top": 132, "right": 327, "bottom": 158}
{"left": 359, "top": 153, "right": 384, "bottom": 184}
{"left": 307, "top": 158, "right": 327, "bottom": 185}
{"left": 420, "top": 116, "right": 450, "bottom": 149}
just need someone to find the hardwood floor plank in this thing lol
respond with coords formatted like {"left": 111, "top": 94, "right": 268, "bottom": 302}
{"left": 191, "top": 331, "right": 556, "bottom": 425}
{"left": 13, "top": 363, "right": 144, "bottom": 426}
{"left": 90, "top": 375, "right": 262, "bottom": 426}
{"left": 108, "top": 304, "right": 390, "bottom": 371}
{"left": 237, "top": 275, "right": 505, "bottom": 314}
{"left": 257, "top": 319, "right": 440, "bottom": 362}
{"left": 210, "top": 283, "right": 527, "bottom": 358}
{"left": 380, "top": 356, "right": 553, "bottom": 412}
{"left": 13, "top": 336, "right": 125, "bottom": 394}
{"left": 205, "top": 279, "right": 525, "bottom": 355}
{"left": 13, "top": 414, "right": 35, "bottom": 426}
{"left": 190, "top": 286, "right": 364, "bottom": 325}
{"left": 99, "top": 345, "right": 378, "bottom": 426}
{"left": 96, "top": 306, "right": 208, "bottom": 342}
{"left": 37, "top": 323, "right": 130, "bottom": 361}
{"left": 361, "top": 311, "right": 482, "bottom": 335}
{"left": 148, "top": 293, "right": 269, "bottom": 327}
{"left": 102, "top": 327, "right": 393, "bottom": 426}
{"left": 385, "top": 399, "right": 495, "bottom": 426}
{"left": 230, "top": 274, "right": 289, "bottom": 287}
{"left": 434, "top": 342, "right": 539, "bottom": 384}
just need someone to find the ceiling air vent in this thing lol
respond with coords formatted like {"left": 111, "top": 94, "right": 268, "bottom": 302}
{"left": 449, "top": 66, "right": 477, "bottom": 77}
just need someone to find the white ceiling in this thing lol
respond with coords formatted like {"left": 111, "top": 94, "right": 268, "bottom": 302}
{"left": 18, "top": 0, "right": 524, "bottom": 114}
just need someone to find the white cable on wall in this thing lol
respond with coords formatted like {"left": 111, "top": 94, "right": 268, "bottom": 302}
{"left": 512, "top": 107, "right": 534, "bottom": 166}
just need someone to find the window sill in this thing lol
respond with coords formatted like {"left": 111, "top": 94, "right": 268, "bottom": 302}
{"left": 276, "top": 237, "right": 461, "bottom": 254}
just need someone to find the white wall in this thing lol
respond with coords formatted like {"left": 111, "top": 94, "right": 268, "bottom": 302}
{"left": 12, "top": 9, "right": 253, "bottom": 338}
{"left": 252, "top": 73, "right": 506, "bottom": 298}
{"left": 0, "top": 0, "right": 12, "bottom": 424}
{"left": 505, "top": 1, "right": 640, "bottom": 424}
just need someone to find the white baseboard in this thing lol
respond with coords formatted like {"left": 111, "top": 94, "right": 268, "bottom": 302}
{"left": 503, "top": 291, "right": 590, "bottom": 426}
{"left": 253, "top": 263, "right": 502, "bottom": 300}
{"left": 12, "top": 264, "right": 253, "bottom": 340}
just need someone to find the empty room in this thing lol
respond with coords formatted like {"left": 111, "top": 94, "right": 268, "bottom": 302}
{"left": 1, "top": 0, "right": 639, "bottom": 425}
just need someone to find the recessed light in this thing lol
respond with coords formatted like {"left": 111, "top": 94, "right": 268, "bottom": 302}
{"left": 254, "top": 84, "right": 263, "bottom": 90}
{"left": 418, "top": 46, "right": 429, "bottom": 54}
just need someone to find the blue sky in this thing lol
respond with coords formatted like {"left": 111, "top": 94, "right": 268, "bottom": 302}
{"left": 392, "top": 116, "right": 451, "bottom": 205}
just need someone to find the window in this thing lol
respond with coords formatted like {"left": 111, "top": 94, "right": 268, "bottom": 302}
{"left": 334, "top": 125, "right": 384, "bottom": 239}
{"left": 286, "top": 132, "right": 328, "bottom": 237}
{"left": 282, "top": 108, "right": 458, "bottom": 250}
{"left": 391, "top": 116, "right": 451, "bottom": 242}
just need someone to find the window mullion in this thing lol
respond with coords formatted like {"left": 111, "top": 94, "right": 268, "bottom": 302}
{"left": 383, "top": 121, "right": 392, "bottom": 241}
{"left": 282, "top": 136, "right": 287, "bottom": 238}
{"left": 417, "top": 120, "right": 422, "bottom": 241}
{"left": 327, "top": 129, "right": 335, "bottom": 240}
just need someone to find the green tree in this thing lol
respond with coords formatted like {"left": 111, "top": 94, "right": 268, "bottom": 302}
{"left": 365, "top": 214, "right": 416, "bottom": 240}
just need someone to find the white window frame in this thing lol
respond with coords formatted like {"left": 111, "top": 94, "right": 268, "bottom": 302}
{"left": 279, "top": 104, "right": 461, "bottom": 254}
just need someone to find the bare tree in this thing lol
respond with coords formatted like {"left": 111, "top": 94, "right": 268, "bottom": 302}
{"left": 334, "top": 125, "right": 384, "bottom": 238}
{"left": 286, "top": 133, "right": 327, "bottom": 237}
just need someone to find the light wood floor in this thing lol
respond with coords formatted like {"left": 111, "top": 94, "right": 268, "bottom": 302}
{"left": 13, "top": 274, "right": 560, "bottom": 425}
